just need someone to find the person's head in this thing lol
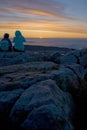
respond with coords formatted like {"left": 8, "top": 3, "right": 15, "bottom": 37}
{"left": 4, "top": 33, "right": 9, "bottom": 38}
{"left": 15, "top": 30, "right": 22, "bottom": 37}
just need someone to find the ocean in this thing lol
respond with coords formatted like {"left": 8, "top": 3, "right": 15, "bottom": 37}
{"left": 26, "top": 38, "right": 87, "bottom": 50}
{"left": 0, "top": 38, "right": 87, "bottom": 50}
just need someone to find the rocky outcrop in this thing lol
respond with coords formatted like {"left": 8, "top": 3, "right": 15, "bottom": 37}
{"left": 0, "top": 46, "right": 87, "bottom": 130}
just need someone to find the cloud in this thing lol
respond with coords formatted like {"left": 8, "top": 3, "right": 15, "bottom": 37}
{"left": 0, "top": 0, "right": 75, "bottom": 21}
{"left": 0, "top": 0, "right": 87, "bottom": 38}
{"left": 0, "top": 0, "right": 86, "bottom": 23}
{"left": 0, "top": 21, "right": 87, "bottom": 34}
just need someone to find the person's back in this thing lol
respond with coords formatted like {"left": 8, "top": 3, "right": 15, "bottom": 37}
{"left": 0, "top": 33, "right": 12, "bottom": 52}
{"left": 13, "top": 30, "right": 26, "bottom": 52}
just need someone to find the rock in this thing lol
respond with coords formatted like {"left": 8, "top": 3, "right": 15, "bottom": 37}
{"left": 0, "top": 51, "right": 58, "bottom": 66}
{"left": 0, "top": 89, "right": 23, "bottom": 129}
{"left": 0, "top": 61, "right": 57, "bottom": 74}
{"left": 0, "top": 47, "right": 87, "bottom": 130}
{"left": 80, "top": 54, "right": 87, "bottom": 68}
{"left": 50, "top": 64, "right": 86, "bottom": 95}
{"left": 10, "top": 80, "right": 74, "bottom": 130}
{"left": 0, "top": 61, "right": 57, "bottom": 91}
{"left": 60, "top": 53, "right": 78, "bottom": 65}
{"left": 60, "top": 49, "right": 87, "bottom": 65}
{"left": 50, "top": 52, "right": 61, "bottom": 63}
{"left": 0, "top": 89, "right": 23, "bottom": 115}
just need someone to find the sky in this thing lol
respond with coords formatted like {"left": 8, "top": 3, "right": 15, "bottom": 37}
{"left": 0, "top": 0, "right": 87, "bottom": 38}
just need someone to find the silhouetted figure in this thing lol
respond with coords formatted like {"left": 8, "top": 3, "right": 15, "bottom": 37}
{"left": 13, "top": 30, "right": 26, "bottom": 52}
{"left": 0, "top": 33, "right": 12, "bottom": 51}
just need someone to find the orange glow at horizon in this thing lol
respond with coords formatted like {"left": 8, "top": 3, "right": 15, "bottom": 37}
{"left": 0, "top": 21, "right": 87, "bottom": 38}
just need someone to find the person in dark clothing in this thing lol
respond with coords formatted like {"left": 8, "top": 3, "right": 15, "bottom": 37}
{"left": 0, "top": 33, "right": 12, "bottom": 51}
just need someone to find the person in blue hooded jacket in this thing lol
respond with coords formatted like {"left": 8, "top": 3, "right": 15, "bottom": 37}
{"left": 13, "top": 30, "right": 26, "bottom": 52}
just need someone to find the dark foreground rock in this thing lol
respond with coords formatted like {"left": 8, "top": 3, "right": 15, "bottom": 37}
{"left": 10, "top": 80, "right": 74, "bottom": 130}
{"left": 0, "top": 46, "right": 87, "bottom": 130}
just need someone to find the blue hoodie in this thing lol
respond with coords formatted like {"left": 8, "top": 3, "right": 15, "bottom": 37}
{"left": 13, "top": 31, "right": 26, "bottom": 51}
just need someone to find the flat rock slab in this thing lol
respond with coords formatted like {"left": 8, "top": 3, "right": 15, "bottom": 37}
{"left": 0, "top": 62, "right": 58, "bottom": 91}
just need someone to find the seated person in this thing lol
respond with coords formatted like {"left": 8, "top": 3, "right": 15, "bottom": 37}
{"left": 13, "top": 30, "right": 26, "bottom": 52}
{"left": 0, "top": 33, "right": 12, "bottom": 52}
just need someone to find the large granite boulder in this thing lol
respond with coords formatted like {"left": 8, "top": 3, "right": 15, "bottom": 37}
{"left": 60, "top": 54, "right": 78, "bottom": 65}
{"left": 0, "top": 89, "right": 23, "bottom": 115}
{"left": 60, "top": 49, "right": 87, "bottom": 65}
{"left": 10, "top": 80, "right": 74, "bottom": 130}
{"left": 50, "top": 64, "right": 86, "bottom": 95}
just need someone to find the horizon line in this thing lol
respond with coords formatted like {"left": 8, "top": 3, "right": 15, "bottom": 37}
{"left": 0, "top": 37, "right": 87, "bottom": 39}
